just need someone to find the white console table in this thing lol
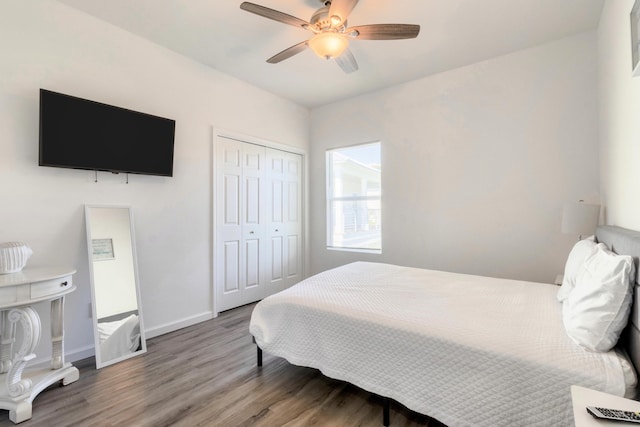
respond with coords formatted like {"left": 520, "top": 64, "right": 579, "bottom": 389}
{"left": 0, "top": 267, "right": 79, "bottom": 423}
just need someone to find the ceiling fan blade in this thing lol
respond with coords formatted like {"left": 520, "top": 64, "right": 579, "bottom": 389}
{"left": 347, "top": 24, "right": 420, "bottom": 40}
{"left": 328, "top": 0, "right": 359, "bottom": 26}
{"left": 267, "top": 41, "right": 309, "bottom": 64}
{"left": 240, "top": 2, "right": 310, "bottom": 29}
{"left": 335, "top": 48, "right": 358, "bottom": 74}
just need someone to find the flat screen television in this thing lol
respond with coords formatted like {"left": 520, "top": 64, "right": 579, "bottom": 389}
{"left": 39, "top": 89, "right": 175, "bottom": 177}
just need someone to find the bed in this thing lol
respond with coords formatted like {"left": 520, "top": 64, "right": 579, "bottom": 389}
{"left": 249, "top": 225, "right": 640, "bottom": 426}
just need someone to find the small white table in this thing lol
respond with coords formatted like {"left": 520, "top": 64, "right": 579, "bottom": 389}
{"left": 0, "top": 268, "right": 80, "bottom": 423}
{"left": 571, "top": 385, "right": 640, "bottom": 426}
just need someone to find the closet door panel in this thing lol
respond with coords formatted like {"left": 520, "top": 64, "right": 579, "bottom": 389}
{"left": 271, "top": 180, "right": 283, "bottom": 223}
{"left": 216, "top": 137, "right": 303, "bottom": 312}
{"left": 287, "top": 235, "right": 298, "bottom": 279}
{"left": 266, "top": 148, "right": 286, "bottom": 291}
{"left": 284, "top": 152, "right": 303, "bottom": 288}
{"left": 216, "top": 138, "right": 245, "bottom": 311}
{"left": 223, "top": 241, "right": 240, "bottom": 293}
{"left": 245, "top": 177, "right": 260, "bottom": 225}
{"left": 288, "top": 181, "right": 299, "bottom": 222}
{"left": 245, "top": 238, "right": 260, "bottom": 289}
{"left": 270, "top": 236, "right": 283, "bottom": 282}
{"left": 240, "top": 142, "right": 267, "bottom": 302}
{"left": 224, "top": 175, "right": 240, "bottom": 226}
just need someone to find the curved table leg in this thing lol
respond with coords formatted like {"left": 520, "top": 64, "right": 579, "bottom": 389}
{"left": 0, "top": 304, "right": 79, "bottom": 424}
{"left": 0, "top": 311, "right": 14, "bottom": 374}
{"left": 6, "top": 308, "right": 40, "bottom": 398}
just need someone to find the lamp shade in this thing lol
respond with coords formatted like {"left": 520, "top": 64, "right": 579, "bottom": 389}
{"left": 308, "top": 32, "right": 348, "bottom": 59}
{"left": 561, "top": 202, "right": 600, "bottom": 236}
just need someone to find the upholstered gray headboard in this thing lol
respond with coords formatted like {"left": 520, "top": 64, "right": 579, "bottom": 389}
{"left": 595, "top": 225, "right": 640, "bottom": 374}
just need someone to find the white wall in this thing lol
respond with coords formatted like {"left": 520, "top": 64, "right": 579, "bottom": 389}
{"left": 0, "top": 0, "right": 309, "bottom": 363}
{"left": 310, "top": 32, "right": 600, "bottom": 283}
{"left": 597, "top": 0, "right": 640, "bottom": 229}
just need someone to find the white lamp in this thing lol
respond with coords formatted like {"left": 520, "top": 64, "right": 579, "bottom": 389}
{"left": 561, "top": 201, "right": 600, "bottom": 240}
{"left": 308, "top": 32, "right": 349, "bottom": 59}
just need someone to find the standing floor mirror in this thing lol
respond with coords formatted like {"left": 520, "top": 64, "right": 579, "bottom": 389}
{"left": 85, "top": 205, "right": 147, "bottom": 368}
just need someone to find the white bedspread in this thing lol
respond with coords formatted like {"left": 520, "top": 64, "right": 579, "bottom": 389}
{"left": 98, "top": 314, "right": 140, "bottom": 362}
{"left": 249, "top": 262, "right": 637, "bottom": 427}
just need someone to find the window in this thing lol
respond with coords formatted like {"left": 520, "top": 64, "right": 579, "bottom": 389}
{"left": 326, "top": 142, "right": 381, "bottom": 252}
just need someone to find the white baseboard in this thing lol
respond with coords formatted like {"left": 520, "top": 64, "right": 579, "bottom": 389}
{"left": 67, "top": 344, "right": 95, "bottom": 363}
{"left": 67, "top": 344, "right": 96, "bottom": 363}
{"left": 29, "top": 312, "right": 214, "bottom": 369}
{"left": 145, "top": 311, "right": 214, "bottom": 339}
{"left": 30, "top": 344, "right": 95, "bottom": 369}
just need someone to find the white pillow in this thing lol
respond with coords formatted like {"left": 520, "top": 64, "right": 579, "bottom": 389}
{"left": 563, "top": 243, "right": 635, "bottom": 352}
{"left": 557, "top": 236, "right": 597, "bottom": 302}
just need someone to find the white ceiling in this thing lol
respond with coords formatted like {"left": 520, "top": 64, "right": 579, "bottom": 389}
{"left": 55, "top": 0, "right": 604, "bottom": 108}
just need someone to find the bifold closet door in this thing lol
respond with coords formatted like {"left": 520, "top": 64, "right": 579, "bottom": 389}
{"left": 215, "top": 137, "right": 303, "bottom": 312}
{"left": 265, "top": 148, "right": 302, "bottom": 293}
{"left": 215, "top": 137, "right": 267, "bottom": 312}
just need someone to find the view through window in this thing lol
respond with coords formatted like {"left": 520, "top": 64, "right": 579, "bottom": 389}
{"left": 326, "top": 142, "right": 381, "bottom": 252}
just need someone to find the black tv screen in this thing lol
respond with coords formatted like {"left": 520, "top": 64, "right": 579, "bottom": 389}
{"left": 39, "top": 89, "right": 175, "bottom": 177}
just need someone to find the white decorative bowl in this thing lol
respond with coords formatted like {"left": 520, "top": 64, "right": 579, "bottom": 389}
{"left": 0, "top": 242, "right": 33, "bottom": 274}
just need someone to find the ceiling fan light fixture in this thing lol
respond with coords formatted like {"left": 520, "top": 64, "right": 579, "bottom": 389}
{"left": 330, "top": 14, "right": 342, "bottom": 26}
{"left": 308, "top": 32, "right": 348, "bottom": 59}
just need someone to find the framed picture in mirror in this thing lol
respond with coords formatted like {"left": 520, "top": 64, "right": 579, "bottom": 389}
{"left": 92, "top": 238, "right": 115, "bottom": 261}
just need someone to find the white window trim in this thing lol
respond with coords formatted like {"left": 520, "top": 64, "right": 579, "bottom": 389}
{"left": 326, "top": 142, "right": 382, "bottom": 253}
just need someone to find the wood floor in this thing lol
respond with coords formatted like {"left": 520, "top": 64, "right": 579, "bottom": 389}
{"left": 0, "top": 303, "right": 445, "bottom": 427}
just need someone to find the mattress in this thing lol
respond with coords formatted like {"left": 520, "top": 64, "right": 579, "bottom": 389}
{"left": 249, "top": 262, "right": 637, "bottom": 427}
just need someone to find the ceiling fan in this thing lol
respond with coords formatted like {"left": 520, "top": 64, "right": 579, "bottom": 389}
{"left": 239, "top": 0, "right": 420, "bottom": 73}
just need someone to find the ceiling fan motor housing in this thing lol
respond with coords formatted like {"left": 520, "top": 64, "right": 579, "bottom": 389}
{"left": 311, "top": 6, "right": 335, "bottom": 31}
{"left": 309, "top": 1, "right": 347, "bottom": 31}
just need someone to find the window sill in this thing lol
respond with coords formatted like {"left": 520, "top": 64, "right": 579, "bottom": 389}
{"left": 326, "top": 247, "right": 382, "bottom": 255}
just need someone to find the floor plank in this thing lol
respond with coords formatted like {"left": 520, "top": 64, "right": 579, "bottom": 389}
{"left": 0, "top": 303, "right": 445, "bottom": 426}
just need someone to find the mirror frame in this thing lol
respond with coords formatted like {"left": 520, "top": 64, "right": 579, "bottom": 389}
{"left": 85, "top": 204, "right": 147, "bottom": 368}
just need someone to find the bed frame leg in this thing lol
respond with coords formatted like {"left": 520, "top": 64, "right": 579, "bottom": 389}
{"left": 252, "top": 336, "right": 263, "bottom": 367}
{"left": 382, "top": 396, "right": 390, "bottom": 426}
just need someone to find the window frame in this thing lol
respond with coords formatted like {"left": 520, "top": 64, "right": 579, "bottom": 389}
{"left": 325, "top": 142, "right": 382, "bottom": 254}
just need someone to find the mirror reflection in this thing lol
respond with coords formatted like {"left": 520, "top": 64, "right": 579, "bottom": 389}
{"left": 85, "top": 205, "right": 146, "bottom": 368}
